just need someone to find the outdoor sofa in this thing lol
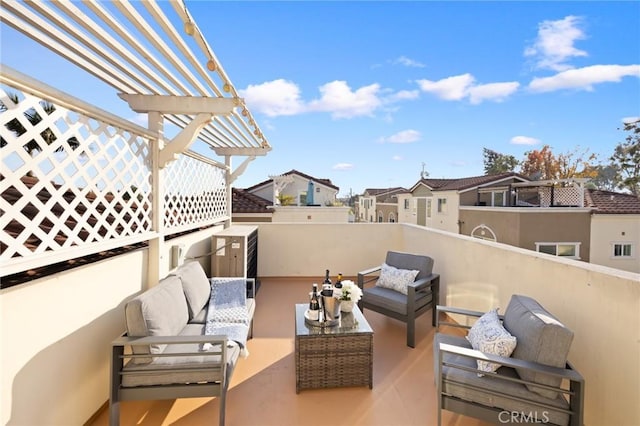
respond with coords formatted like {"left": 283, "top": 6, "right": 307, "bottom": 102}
{"left": 109, "top": 261, "right": 255, "bottom": 426}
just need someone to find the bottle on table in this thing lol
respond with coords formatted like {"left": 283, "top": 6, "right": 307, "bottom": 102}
{"left": 321, "top": 269, "right": 333, "bottom": 296}
{"left": 335, "top": 273, "right": 343, "bottom": 288}
{"left": 308, "top": 283, "right": 320, "bottom": 321}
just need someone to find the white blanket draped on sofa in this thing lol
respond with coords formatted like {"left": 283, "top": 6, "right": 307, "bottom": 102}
{"left": 203, "top": 278, "right": 250, "bottom": 357}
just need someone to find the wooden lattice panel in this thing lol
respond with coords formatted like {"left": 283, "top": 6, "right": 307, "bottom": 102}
{"left": 1, "top": 86, "right": 153, "bottom": 272}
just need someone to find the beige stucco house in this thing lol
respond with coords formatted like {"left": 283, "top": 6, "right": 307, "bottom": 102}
{"left": 356, "top": 187, "right": 408, "bottom": 223}
{"left": 233, "top": 170, "right": 349, "bottom": 223}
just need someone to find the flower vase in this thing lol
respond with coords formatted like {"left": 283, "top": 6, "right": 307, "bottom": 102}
{"left": 340, "top": 299, "right": 355, "bottom": 313}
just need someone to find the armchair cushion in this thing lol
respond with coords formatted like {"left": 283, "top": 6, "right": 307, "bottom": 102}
{"left": 503, "top": 294, "right": 574, "bottom": 399}
{"left": 375, "top": 262, "right": 420, "bottom": 295}
{"left": 466, "top": 308, "right": 517, "bottom": 375}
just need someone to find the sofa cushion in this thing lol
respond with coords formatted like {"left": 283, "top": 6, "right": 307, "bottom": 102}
{"left": 125, "top": 275, "right": 189, "bottom": 359}
{"left": 363, "top": 285, "right": 432, "bottom": 314}
{"left": 503, "top": 294, "right": 574, "bottom": 399}
{"left": 172, "top": 261, "right": 211, "bottom": 320}
{"left": 466, "top": 308, "right": 517, "bottom": 375}
{"left": 375, "top": 262, "right": 419, "bottom": 295}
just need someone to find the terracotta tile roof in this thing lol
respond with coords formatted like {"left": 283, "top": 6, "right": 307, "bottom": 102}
{"left": 246, "top": 169, "right": 339, "bottom": 192}
{"left": 585, "top": 189, "right": 640, "bottom": 214}
{"left": 232, "top": 188, "right": 272, "bottom": 213}
{"left": 417, "top": 172, "right": 529, "bottom": 192}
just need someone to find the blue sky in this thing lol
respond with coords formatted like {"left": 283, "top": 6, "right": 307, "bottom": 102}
{"left": 2, "top": 1, "right": 639, "bottom": 196}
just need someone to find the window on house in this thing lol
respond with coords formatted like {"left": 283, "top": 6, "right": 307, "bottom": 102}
{"left": 535, "top": 242, "right": 581, "bottom": 259}
{"left": 437, "top": 198, "right": 447, "bottom": 214}
{"left": 426, "top": 199, "right": 432, "bottom": 218}
{"left": 612, "top": 243, "right": 633, "bottom": 258}
{"left": 492, "top": 191, "right": 506, "bottom": 207}
{"left": 404, "top": 199, "right": 410, "bottom": 209}
{"left": 377, "top": 212, "right": 383, "bottom": 222}
{"left": 389, "top": 213, "right": 396, "bottom": 223}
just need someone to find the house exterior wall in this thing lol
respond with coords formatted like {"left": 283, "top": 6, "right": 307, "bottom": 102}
{"left": 271, "top": 206, "right": 350, "bottom": 222}
{"left": 431, "top": 190, "right": 460, "bottom": 233}
{"left": 251, "top": 186, "right": 273, "bottom": 203}
{"left": 376, "top": 203, "right": 398, "bottom": 222}
{"left": 590, "top": 214, "right": 640, "bottom": 273}
{"left": 397, "top": 194, "right": 416, "bottom": 224}
{"left": 459, "top": 208, "right": 592, "bottom": 261}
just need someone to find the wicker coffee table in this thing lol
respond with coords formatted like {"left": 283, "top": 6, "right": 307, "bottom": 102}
{"left": 295, "top": 303, "right": 373, "bottom": 393}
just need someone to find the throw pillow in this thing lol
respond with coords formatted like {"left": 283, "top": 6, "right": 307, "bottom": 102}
{"left": 466, "top": 308, "right": 517, "bottom": 376}
{"left": 375, "top": 263, "right": 420, "bottom": 295}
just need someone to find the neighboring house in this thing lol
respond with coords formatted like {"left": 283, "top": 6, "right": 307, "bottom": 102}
{"left": 407, "top": 172, "right": 530, "bottom": 230}
{"left": 233, "top": 170, "right": 349, "bottom": 223}
{"left": 586, "top": 189, "right": 640, "bottom": 273}
{"left": 246, "top": 169, "right": 339, "bottom": 207}
{"left": 356, "top": 187, "right": 408, "bottom": 223}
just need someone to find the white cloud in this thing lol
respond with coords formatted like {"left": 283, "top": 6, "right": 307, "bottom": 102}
{"left": 417, "top": 74, "right": 519, "bottom": 104}
{"left": 528, "top": 64, "right": 640, "bottom": 92}
{"left": 239, "top": 79, "right": 304, "bottom": 117}
{"left": 417, "top": 73, "right": 474, "bottom": 101}
{"left": 333, "top": 163, "right": 354, "bottom": 171}
{"left": 393, "top": 56, "right": 426, "bottom": 68}
{"left": 381, "top": 129, "right": 421, "bottom": 144}
{"left": 511, "top": 135, "right": 541, "bottom": 145}
{"left": 622, "top": 116, "right": 640, "bottom": 124}
{"left": 307, "top": 80, "right": 383, "bottom": 119}
{"left": 392, "top": 155, "right": 403, "bottom": 161}
{"left": 469, "top": 82, "right": 520, "bottom": 104}
{"left": 387, "top": 89, "right": 420, "bottom": 102}
{"left": 524, "top": 15, "right": 588, "bottom": 71}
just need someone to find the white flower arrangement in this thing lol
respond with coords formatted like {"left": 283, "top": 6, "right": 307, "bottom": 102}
{"left": 338, "top": 280, "right": 362, "bottom": 303}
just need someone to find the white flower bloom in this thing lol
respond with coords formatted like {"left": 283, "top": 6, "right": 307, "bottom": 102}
{"left": 339, "top": 280, "right": 362, "bottom": 302}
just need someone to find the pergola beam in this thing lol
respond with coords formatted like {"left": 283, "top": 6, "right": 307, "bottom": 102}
{"left": 118, "top": 93, "right": 238, "bottom": 115}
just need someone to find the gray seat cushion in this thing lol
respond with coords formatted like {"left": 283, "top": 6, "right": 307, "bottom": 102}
{"left": 435, "top": 333, "right": 570, "bottom": 426}
{"left": 172, "top": 261, "right": 211, "bottom": 320}
{"left": 503, "top": 295, "right": 574, "bottom": 399}
{"left": 363, "top": 285, "right": 432, "bottom": 315}
{"left": 122, "top": 324, "right": 240, "bottom": 387}
{"left": 125, "top": 275, "right": 189, "bottom": 360}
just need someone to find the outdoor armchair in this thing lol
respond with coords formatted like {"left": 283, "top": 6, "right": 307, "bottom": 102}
{"left": 357, "top": 251, "right": 439, "bottom": 348}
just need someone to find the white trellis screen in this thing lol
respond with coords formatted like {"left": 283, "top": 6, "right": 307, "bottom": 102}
{"left": 1, "top": 80, "right": 228, "bottom": 276}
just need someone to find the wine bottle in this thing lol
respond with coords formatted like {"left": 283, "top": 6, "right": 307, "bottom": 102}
{"left": 308, "top": 283, "right": 320, "bottom": 321}
{"left": 335, "top": 273, "right": 343, "bottom": 288}
{"left": 323, "top": 269, "right": 332, "bottom": 286}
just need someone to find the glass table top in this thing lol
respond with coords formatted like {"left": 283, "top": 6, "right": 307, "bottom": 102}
{"left": 295, "top": 303, "right": 373, "bottom": 337}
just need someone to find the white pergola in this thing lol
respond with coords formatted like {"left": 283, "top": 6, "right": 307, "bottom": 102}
{"left": 0, "top": 0, "right": 272, "bottom": 283}
{"left": 0, "top": 0, "right": 271, "bottom": 158}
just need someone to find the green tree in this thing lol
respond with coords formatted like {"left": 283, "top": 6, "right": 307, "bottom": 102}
{"left": 610, "top": 119, "right": 640, "bottom": 195}
{"left": 588, "top": 165, "right": 618, "bottom": 191}
{"left": 482, "top": 148, "right": 519, "bottom": 175}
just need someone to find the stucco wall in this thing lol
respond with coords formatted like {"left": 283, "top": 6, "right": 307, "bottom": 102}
{"left": 2, "top": 223, "right": 638, "bottom": 425}
{"left": 590, "top": 214, "right": 640, "bottom": 273}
